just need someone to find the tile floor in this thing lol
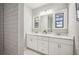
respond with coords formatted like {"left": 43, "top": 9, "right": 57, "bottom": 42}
{"left": 24, "top": 48, "right": 41, "bottom": 55}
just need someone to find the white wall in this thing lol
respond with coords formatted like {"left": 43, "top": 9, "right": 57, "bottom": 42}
{"left": 18, "top": 3, "right": 24, "bottom": 55}
{"left": 68, "top": 4, "right": 76, "bottom": 37}
{"left": 69, "top": 3, "right": 79, "bottom": 55}
{"left": 24, "top": 4, "right": 32, "bottom": 39}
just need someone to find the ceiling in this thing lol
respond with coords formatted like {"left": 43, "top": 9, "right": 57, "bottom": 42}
{"left": 25, "top": 3, "right": 48, "bottom": 9}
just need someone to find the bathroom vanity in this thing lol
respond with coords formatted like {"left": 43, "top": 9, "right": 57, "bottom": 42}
{"left": 26, "top": 33, "right": 73, "bottom": 55}
{"left": 26, "top": 8, "right": 73, "bottom": 55}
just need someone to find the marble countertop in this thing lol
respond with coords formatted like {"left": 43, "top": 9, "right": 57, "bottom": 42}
{"left": 27, "top": 33, "right": 73, "bottom": 40}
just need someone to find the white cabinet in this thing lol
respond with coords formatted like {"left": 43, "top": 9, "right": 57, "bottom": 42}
{"left": 49, "top": 38, "right": 60, "bottom": 55}
{"left": 27, "top": 34, "right": 73, "bottom": 55}
{"left": 49, "top": 41, "right": 60, "bottom": 55}
{"left": 59, "top": 43, "right": 73, "bottom": 55}
{"left": 32, "top": 36, "right": 38, "bottom": 50}
{"left": 49, "top": 42, "right": 73, "bottom": 55}
{"left": 49, "top": 38, "right": 73, "bottom": 55}
{"left": 38, "top": 37, "right": 48, "bottom": 54}
{"left": 27, "top": 35, "right": 33, "bottom": 49}
{"left": 27, "top": 35, "right": 38, "bottom": 50}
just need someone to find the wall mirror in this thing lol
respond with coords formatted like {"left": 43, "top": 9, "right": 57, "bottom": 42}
{"left": 53, "top": 9, "right": 68, "bottom": 35}
{"left": 40, "top": 15, "right": 48, "bottom": 33}
{"left": 39, "top": 14, "right": 53, "bottom": 33}
{"left": 33, "top": 14, "right": 53, "bottom": 33}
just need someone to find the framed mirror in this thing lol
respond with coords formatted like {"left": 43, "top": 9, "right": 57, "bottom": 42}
{"left": 40, "top": 15, "right": 48, "bottom": 33}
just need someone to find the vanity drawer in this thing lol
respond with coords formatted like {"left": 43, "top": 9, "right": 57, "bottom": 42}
{"left": 38, "top": 40, "right": 48, "bottom": 54}
{"left": 38, "top": 40, "right": 48, "bottom": 48}
{"left": 38, "top": 47, "right": 48, "bottom": 54}
{"left": 38, "top": 36, "right": 48, "bottom": 41}
{"left": 48, "top": 37, "right": 55, "bottom": 42}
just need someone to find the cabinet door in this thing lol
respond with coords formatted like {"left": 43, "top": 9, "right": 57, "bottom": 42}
{"left": 49, "top": 41, "right": 60, "bottom": 55}
{"left": 32, "top": 36, "right": 38, "bottom": 50}
{"left": 27, "top": 35, "right": 33, "bottom": 49}
{"left": 27, "top": 35, "right": 38, "bottom": 50}
{"left": 59, "top": 44, "right": 73, "bottom": 55}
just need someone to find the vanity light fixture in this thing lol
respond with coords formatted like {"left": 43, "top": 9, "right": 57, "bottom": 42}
{"left": 40, "top": 11, "right": 46, "bottom": 16}
{"left": 40, "top": 9, "right": 53, "bottom": 16}
{"left": 47, "top": 9, "right": 53, "bottom": 14}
